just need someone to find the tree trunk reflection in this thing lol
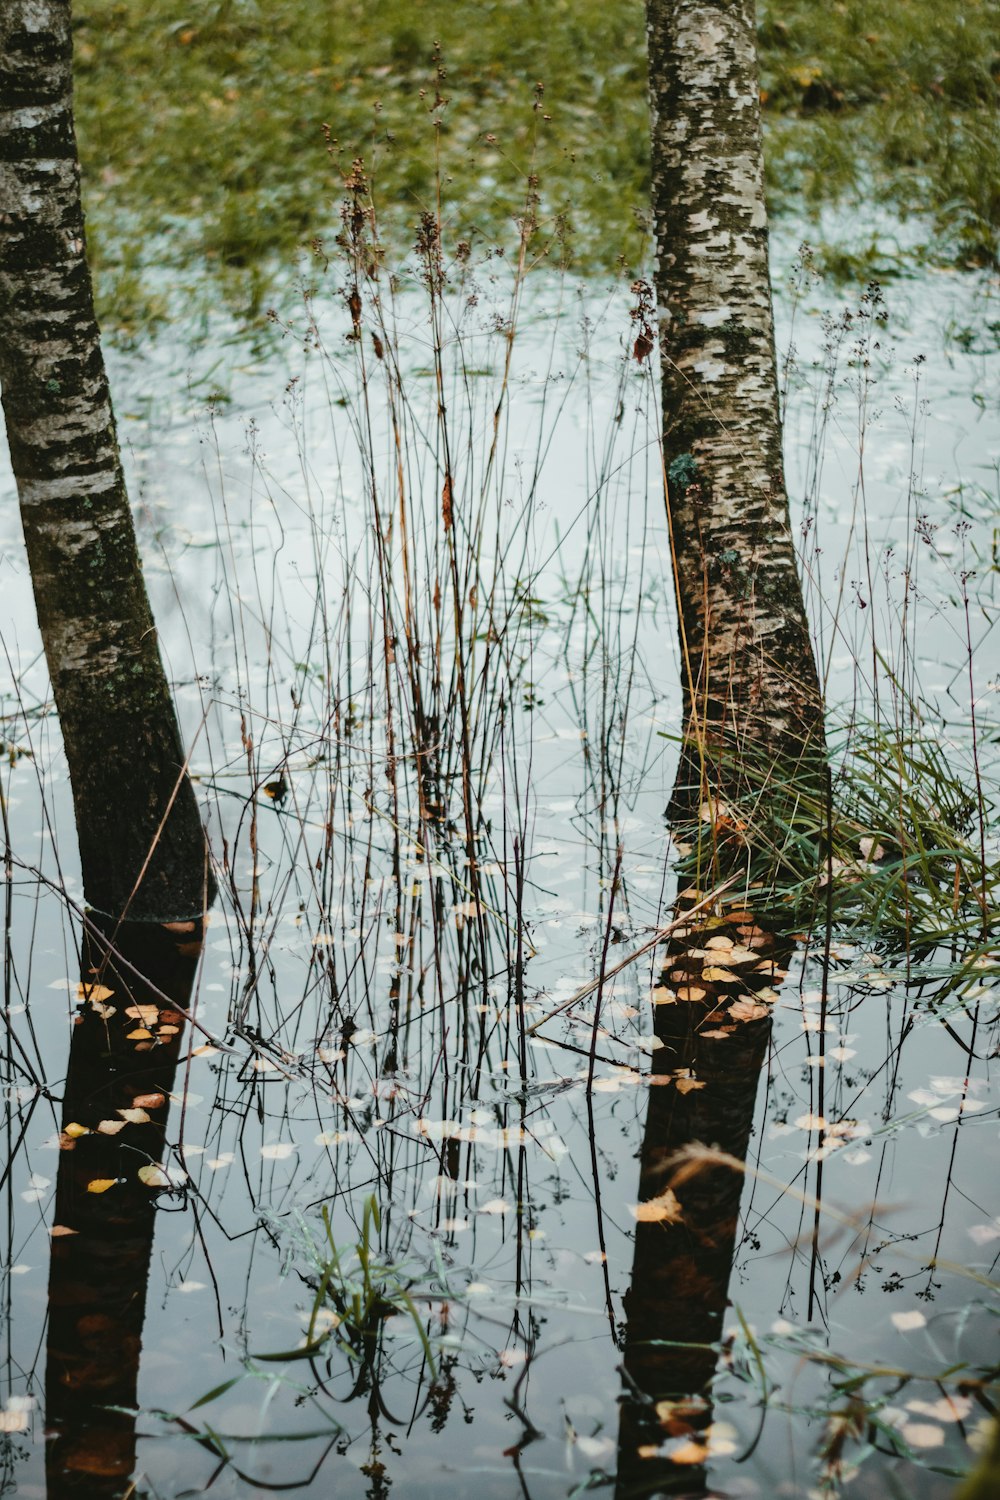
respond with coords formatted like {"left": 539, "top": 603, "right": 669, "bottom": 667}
{"left": 45, "top": 916, "right": 203, "bottom": 1499}
{"left": 616, "top": 904, "right": 786, "bottom": 1498}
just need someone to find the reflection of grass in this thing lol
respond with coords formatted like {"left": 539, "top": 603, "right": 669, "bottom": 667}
{"left": 256, "top": 1198, "right": 438, "bottom": 1378}
{"left": 74, "top": 0, "right": 998, "bottom": 330}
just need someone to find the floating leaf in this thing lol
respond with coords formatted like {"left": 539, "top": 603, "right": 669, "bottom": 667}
{"left": 667, "top": 1439, "right": 708, "bottom": 1465}
{"left": 63, "top": 1122, "right": 90, "bottom": 1139}
{"left": 629, "top": 1188, "right": 683, "bottom": 1224}
{"left": 701, "top": 966, "right": 738, "bottom": 983}
{"left": 478, "top": 1198, "right": 511, "bottom": 1215}
{"left": 131, "top": 1093, "right": 165, "bottom": 1110}
{"left": 96, "top": 1120, "right": 126, "bottom": 1135}
{"left": 127, "top": 1028, "right": 153, "bottom": 1041}
{"left": 650, "top": 986, "right": 676, "bottom": 1006}
{"left": 117, "top": 1107, "right": 150, "bottom": 1125}
{"left": 891, "top": 1309, "right": 926, "bottom": 1331}
{"left": 674, "top": 1075, "right": 706, "bottom": 1095}
{"left": 260, "top": 1142, "right": 295, "bottom": 1160}
{"left": 124, "top": 1004, "right": 159, "bottom": 1023}
{"left": 49, "top": 1225, "right": 78, "bottom": 1237}
{"left": 138, "top": 1164, "right": 171, "bottom": 1188}
{"left": 676, "top": 985, "right": 706, "bottom": 1002}
{"left": 86, "top": 1178, "right": 117, "bottom": 1194}
{"left": 77, "top": 982, "right": 114, "bottom": 1003}
{"left": 729, "top": 997, "right": 770, "bottom": 1022}
{"left": 900, "top": 1421, "right": 944, "bottom": 1448}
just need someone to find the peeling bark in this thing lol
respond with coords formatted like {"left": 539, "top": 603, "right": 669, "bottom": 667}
{"left": 645, "top": 0, "right": 826, "bottom": 814}
{"left": 0, "top": 1, "right": 212, "bottom": 919}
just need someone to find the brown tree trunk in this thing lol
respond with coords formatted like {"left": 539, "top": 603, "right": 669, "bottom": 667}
{"left": 0, "top": 1, "right": 212, "bottom": 920}
{"left": 645, "top": 0, "right": 826, "bottom": 819}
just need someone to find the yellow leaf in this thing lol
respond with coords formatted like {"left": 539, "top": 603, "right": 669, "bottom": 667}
{"left": 667, "top": 1439, "right": 708, "bottom": 1465}
{"left": 629, "top": 1188, "right": 683, "bottom": 1224}
{"left": 704, "top": 936, "right": 733, "bottom": 951}
{"left": 674, "top": 1076, "right": 706, "bottom": 1095}
{"left": 701, "top": 966, "right": 738, "bottom": 983}
{"left": 76, "top": 982, "right": 114, "bottom": 1002}
{"left": 676, "top": 985, "right": 706, "bottom": 1002}
{"left": 63, "top": 1122, "right": 89, "bottom": 1139}
{"left": 127, "top": 1028, "right": 152, "bottom": 1041}
{"left": 86, "top": 1178, "right": 117, "bottom": 1194}
{"left": 124, "top": 1004, "right": 159, "bottom": 1023}
{"left": 137, "top": 1164, "right": 171, "bottom": 1188}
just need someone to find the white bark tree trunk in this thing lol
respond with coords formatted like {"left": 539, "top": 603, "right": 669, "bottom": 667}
{"left": 645, "top": 0, "right": 825, "bottom": 816}
{"left": 0, "top": 1, "right": 212, "bottom": 919}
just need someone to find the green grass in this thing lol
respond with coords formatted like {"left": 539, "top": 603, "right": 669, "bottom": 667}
{"left": 72, "top": 0, "right": 1000, "bottom": 332}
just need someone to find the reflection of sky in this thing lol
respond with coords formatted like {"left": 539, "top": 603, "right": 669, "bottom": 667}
{"left": 0, "top": 235, "right": 997, "bottom": 1498}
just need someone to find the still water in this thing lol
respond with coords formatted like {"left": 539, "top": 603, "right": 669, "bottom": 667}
{"left": 1, "top": 235, "right": 998, "bottom": 1498}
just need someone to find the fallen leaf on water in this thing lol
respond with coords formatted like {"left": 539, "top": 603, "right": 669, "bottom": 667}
{"left": 629, "top": 1188, "right": 683, "bottom": 1224}
{"left": 674, "top": 1075, "right": 706, "bottom": 1095}
{"left": 900, "top": 1421, "right": 944, "bottom": 1448}
{"left": 96, "top": 1120, "right": 126, "bottom": 1136}
{"left": 907, "top": 1396, "right": 973, "bottom": 1423}
{"left": 126, "top": 1028, "right": 153, "bottom": 1041}
{"left": 260, "top": 1142, "right": 295, "bottom": 1160}
{"left": 700, "top": 1028, "right": 734, "bottom": 1039}
{"left": 131, "top": 1093, "right": 165, "bottom": 1110}
{"left": 49, "top": 1225, "right": 78, "bottom": 1237}
{"left": 676, "top": 985, "right": 707, "bottom": 1002}
{"left": 650, "top": 986, "right": 676, "bottom": 1006}
{"left": 117, "top": 1107, "right": 150, "bottom": 1125}
{"left": 137, "top": 1163, "right": 183, "bottom": 1189}
{"left": 704, "top": 936, "right": 733, "bottom": 951}
{"left": 63, "top": 1122, "right": 89, "bottom": 1139}
{"left": 191, "top": 1044, "right": 220, "bottom": 1057}
{"left": 667, "top": 1439, "right": 709, "bottom": 1465}
{"left": 86, "top": 1178, "right": 117, "bottom": 1194}
{"left": 124, "top": 1004, "right": 158, "bottom": 1023}
{"left": 77, "top": 982, "right": 114, "bottom": 1003}
{"left": 157, "top": 1025, "right": 181, "bottom": 1037}
{"left": 891, "top": 1309, "right": 926, "bottom": 1332}
{"left": 701, "top": 966, "right": 738, "bottom": 983}
{"left": 729, "top": 997, "right": 770, "bottom": 1022}
{"left": 479, "top": 1198, "right": 511, "bottom": 1215}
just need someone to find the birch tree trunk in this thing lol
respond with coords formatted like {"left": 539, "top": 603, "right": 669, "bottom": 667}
{"left": 0, "top": 1, "right": 212, "bottom": 920}
{"left": 645, "top": 0, "right": 826, "bottom": 818}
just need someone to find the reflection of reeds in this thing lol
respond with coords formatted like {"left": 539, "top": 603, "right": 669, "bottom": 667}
{"left": 1, "top": 178, "right": 997, "bottom": 1500}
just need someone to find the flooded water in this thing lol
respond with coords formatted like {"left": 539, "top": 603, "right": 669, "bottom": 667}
{"left": 1, "top": 232, "right": 998, "bottom": 1498}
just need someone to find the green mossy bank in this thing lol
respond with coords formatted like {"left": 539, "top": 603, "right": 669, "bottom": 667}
{"left": 72, "top": 0, "right": 999, "bottom": 331}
